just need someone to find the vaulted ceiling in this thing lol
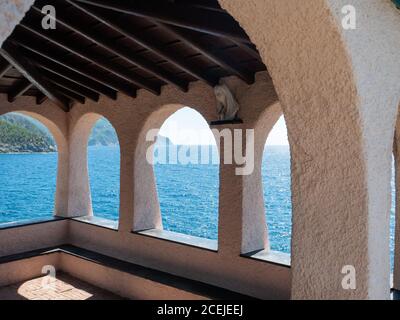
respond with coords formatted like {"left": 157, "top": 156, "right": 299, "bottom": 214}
{"left": 0, "top": 0, "right": 267, "bottom": 111}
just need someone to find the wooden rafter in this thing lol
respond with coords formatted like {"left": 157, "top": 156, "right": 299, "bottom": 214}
{"left": 65, "top": 0, "right": 219, "bottom": 86}
{"left": 0, "top": 0, "right": 266, "bottom": 104}
{"left": 14, "top": 35, "right": 136, "bottom": 98}
{"left": 40, "top": 68, "right": 100, "bottom": 102}
{"left": 26, "top": 49, "right": 116, "bottom": 100}
{"left": 52, "top": 83, "right": 86, "bottom": 104}
{"left": 0, "top": 41, "right": 71, "bottom": 111}
{"left": 0, "top": 60, "right": 12, "bottom": 79}
{"left": 156, "top": 23, "right": 255, "bottom": 84}
{"left": 72, "top": 0, "right": 251, "bottom": 44}
{"left": 32, "top": 4, "right": 188, "bottom": 92}
{"left": 19, "top": 22, "right": 161, "bottom": 95}
{"left": 7, "top": 78, "right": 32, "bottom": 102}
{"left": 36, "top": 93, "right": 47, "bottom": 105}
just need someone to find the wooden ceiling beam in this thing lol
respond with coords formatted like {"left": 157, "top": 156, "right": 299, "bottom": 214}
{"left": 66, "top": 0, "right": 218, "bottom": 86}
{"left": 24, "top": 48, "right": 117, "bottom": 100}
{"left": 0, "top": 60, "right": 12, "bottom": 79}
{"left": 19, "top": 22, "right": 161, "bottom": 95}
{"left": 72, "top": 0, "right": 251, "bottom": 44}
{"left": 52, "top": 83, "right": 86, "bottom": 104}
{"left": 36, "top": 93, "right": 48, "bottom": 105}
{"left": 40, "top": 68, "right": 100, "bottom": 102}
{"left": 14, "top": 36, "right": 136, "bottom": 98}
{"left": 157, "top": 23, "right": 255, "bottom": 84}
{"left": 165, "top": 0, "right": 225, "bottom": 12}
{"left": 0, "top": 41, "right": 71, "bottom": 111}
{"left": 7, "top": 78, "right": 32, "bottom": 102}
{"left": 232, "top": 41, "right": 262, "bottom": 61}
{"left": 32, "top": 4, "right": 188, "bottom": 92}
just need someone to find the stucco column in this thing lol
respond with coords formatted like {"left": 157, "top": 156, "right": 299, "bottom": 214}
{"left": 53, "top": 137, "right": 69, "bottom": 215}
{"left": 118, "top": 144, "right": 135, "bottom": 232}
{"left": 133, "top": 126, "right": 162, "bottom": 232}
{"left": 220, "top": 0, "right": 400, "bottom": 299}
{"left": 216, "top": 74, "right": 281, "bottom": 256}
{"left": 60, "top": 113, "right": 101, "bottom": 218}
{"left": 393, "top": 118, "right": 400, "bottom": 290}
{"left": 216, "top": 124, "right": 245, "bottom": 256}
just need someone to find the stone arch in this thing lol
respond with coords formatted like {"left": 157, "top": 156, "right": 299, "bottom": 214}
{"left": 0, "top": 106, "right": 68, "bottom": 216}
{"left": 133, "top": 103, "right": 216, "bottom": 232}
{"left": 67, "top": 112, "right": 121, "bottom": 218}
{"left": 260, "top": 115, "right": 292, "bottom": 254}
{"left": 241, "top": 103, "right": 282, "bottom": 253}
{"left": 219, "top": 0, "right": 400, "bottom": 299}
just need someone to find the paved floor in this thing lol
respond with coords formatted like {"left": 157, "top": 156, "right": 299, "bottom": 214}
{"left": 0, "top": 272, "right": 123, "bottom": 300}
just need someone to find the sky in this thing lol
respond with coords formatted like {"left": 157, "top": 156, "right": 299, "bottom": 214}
{"left": 158, "top": 107, "right": 289, "bottom": 146}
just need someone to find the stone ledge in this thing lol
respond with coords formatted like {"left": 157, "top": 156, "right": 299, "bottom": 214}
{"left": 71, "top": 216, "right": 118, "bottom": 231}
{"left": 241, "top": 249, "right": 291, "bottom": 268}
{"left": 0, "top": 216, "right": 66, "bottom": 230}
{"left": 134, "top": 228, "right": 218, "bottom": 252}
{"left": 0, "top": 244, "right": 253, "bottom": 300}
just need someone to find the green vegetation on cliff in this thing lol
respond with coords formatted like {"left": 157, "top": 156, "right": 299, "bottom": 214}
{"left": 0, "top": 113, "right": 172, "bottom": 153}
{"left": 0, "top": 118, "right": 56, "bottom": 153}
{"left": 88, "top": 118, "right": 118, "bottom": 146}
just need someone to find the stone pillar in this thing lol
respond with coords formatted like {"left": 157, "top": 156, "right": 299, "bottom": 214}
{"left": 216, "top": 74, "right": 281, "bottom": 256}
{"left": 393, "top": 119, "right": 400, "bottom": 290}
{"left": 53, "top": 136, "right": 69, "bottom": 216}
{"left": 118, "top": 144, "right": 135, "bottom": 232}
{"left": 215, "top": 124, "right": 245, "bottom": 257}
{"left": 60, "top": 113, "right": 101, "bottom": 218}
{"left": 220, "top": 0, "right": 400, "bottom": 299}
{"left": 133, "top": 122, "right": 163, "bottom": 232}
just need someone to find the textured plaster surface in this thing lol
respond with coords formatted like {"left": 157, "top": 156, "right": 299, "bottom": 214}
{"left": 327, "top": 0, "right": 400, "bottom": 300}
{"left": 219, "top": 0, "right": 400, "bottom": 299}
{"left": 393, "top": 113, "right": 400, "bottom": 290}
{"left": 0, "top": 0, "right": 34, "bottom": 47}
{"left": 0, "top": 220, "right": 68, "bottom": 258}
{"left": 0, "top": 253, "right": 60, "bottom": 287}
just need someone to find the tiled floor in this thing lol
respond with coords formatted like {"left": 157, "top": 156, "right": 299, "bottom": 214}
{"left": 0, "top": 272, "right": 122, "bottom": 300}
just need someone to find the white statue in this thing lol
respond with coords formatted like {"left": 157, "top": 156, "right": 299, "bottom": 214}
{"left": 214, "top": 84, "right": 240, "bottom": 121}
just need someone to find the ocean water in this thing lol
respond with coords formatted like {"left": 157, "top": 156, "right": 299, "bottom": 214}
{"left": 0, "top": 146, "right": 395, "bottom": 267}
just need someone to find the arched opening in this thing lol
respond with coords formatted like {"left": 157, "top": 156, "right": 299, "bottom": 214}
{"left": 152, "top": 107, "right": 219, "bottom": 243}
{"left": 0, "top": 112, "right": 58, "bottom": 224}
{"left": 87, "top": 117, "right": 120, "bottom": 221}
{"left": 262, "top": 115, "right": 291, "bottom": 254}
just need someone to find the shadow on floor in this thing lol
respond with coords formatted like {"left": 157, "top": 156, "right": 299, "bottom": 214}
{"left": 0, "top": 272, "right": 123, "bottom": 300}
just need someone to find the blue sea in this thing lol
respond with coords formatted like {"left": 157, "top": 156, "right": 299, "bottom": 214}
{"left": 0, "top": 145, "right": 395, "bottom": 267}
